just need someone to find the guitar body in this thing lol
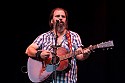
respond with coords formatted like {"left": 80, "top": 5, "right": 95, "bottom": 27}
{"left": 56, "top": 47, "right": 69, "bottom": 71}
{"left": 27, "top": 47, "right": 70, "bottom": 82}
{"left": 27, "top": 57, "right": 52, "bottom": 82}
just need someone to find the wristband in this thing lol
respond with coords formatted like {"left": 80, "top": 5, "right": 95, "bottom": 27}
{"left": 36, "top": 51, "right": 42, "bottom": 59}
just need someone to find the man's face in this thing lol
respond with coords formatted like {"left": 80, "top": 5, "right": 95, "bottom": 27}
{"left": 53, "top": 10, "right": 66, "bottom": 23}
{"left": 52, "top": 10, "right": 67, "bottom": 33}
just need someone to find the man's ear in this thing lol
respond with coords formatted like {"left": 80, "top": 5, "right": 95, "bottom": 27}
{"left": 51, "top": 19, "right": 53, "bottom": 24}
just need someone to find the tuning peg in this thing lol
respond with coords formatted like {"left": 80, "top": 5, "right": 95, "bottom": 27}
{"left": 106, "top": 48, "right": 109, "bottom": 50}
{"left": 102, "top": 48, "right": 105, "bottom": 51}
{"left": 110, "top": 47, "right": 113, "bottom": 49}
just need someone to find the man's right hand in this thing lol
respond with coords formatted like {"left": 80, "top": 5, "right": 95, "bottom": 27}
{"left": 40, "top": 50, "right": 51, "bottom": 60}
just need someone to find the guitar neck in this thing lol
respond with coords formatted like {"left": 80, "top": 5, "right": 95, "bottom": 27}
{"left": 59, "top": 45, "right": 98, "bottom": 61}
{"left": 85, "top": 45, "right": 98, "bottom": 51}
{"left": 58, "top": 40, "right": 114, "bottom": 61}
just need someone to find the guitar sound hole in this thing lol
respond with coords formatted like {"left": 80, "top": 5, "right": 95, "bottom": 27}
{"left": 51, "top": 56, "right": 60, "bottom": 65}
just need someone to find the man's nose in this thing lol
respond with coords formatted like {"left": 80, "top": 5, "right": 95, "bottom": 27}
{"left": 59, "top": 19, "right": 62, "bottom": 21}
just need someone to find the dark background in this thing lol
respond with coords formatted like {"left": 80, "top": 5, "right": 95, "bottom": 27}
{"left": 3, "top": 0, "right": 123, "bottom": 83}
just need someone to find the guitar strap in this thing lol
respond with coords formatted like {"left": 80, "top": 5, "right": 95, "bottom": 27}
{"left": 66, "top": 30, "right": 73, "bottom": 65}
{"left": 66, "top": 30, "right": 72, "bottom": 52}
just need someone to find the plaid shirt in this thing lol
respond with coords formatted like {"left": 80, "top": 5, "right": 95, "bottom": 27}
{"left": 33, "top": 30, "right": 83, "bottom": 83}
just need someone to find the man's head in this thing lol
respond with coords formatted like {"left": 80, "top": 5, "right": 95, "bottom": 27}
{"left": 49, "top": 7, "right": 68, "bottom": 33}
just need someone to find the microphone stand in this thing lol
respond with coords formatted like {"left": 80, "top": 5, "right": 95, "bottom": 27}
{"left": 52, "top": 20, "right": 59, "bottom": 83}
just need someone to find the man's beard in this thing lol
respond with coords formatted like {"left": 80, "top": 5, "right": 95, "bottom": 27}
{"left": 56, "top": 23, "right": 65, "bottom": 33}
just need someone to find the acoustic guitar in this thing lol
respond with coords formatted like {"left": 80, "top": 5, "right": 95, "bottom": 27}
{"left": 27, "top": 40, "right": 114, "bottom": 82}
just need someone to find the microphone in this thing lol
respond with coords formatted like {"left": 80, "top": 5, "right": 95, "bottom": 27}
{"left": 56, "top": 20, "right": 59, "bottom": 23}
{"left": 56, "top": 20, "right": 59, "bottom": 25}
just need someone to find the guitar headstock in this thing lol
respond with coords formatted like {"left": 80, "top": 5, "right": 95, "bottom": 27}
{"left": 97, "top": 40, "right": 114, "bottom": 49}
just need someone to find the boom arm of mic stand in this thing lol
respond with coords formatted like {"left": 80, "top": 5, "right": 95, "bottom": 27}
{"left": 52, "top": 24, "right": 58, "bottom": 83}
